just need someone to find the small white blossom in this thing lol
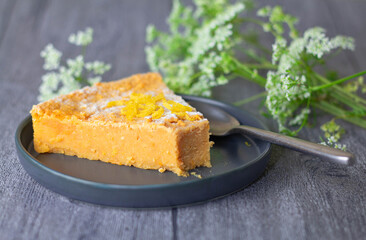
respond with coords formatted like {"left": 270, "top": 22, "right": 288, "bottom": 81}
{"left": 176, "top": 61, "right": 194, "bottom": 86}
{"left": 289, "top": 108, "right": 310, "bottom": 126}
{"left": 199, "top": 52, "right": 221, "bottom": 80}
{"left": 38, "top": 72, "right": 60, "bottom": 101}
{"left": 146, "top": 24, "right": 158, "bottom": 43}
{"left": 320, "top": 120, "right": 347, "bottom": 150}
{"left": 190, "top": 77, "right": 211, "bottom": 97}
{"left": 145, "top": 46, "right": 159, "bottom": 72}
{"left": 257, "top": 6, "right": 271, "bottom": 17}
{"left": 278, "top": 54, "right": 295, "bottom": 73}
{"left": 334, "top": 144, "right": 347, "bottom": 151}
{"left": 85, "top": 61, "right": 111, "bottom": 75}
{"left": 280, "top": 74, "right": 309, "bottom": 101}
{"left": 68, "top": 27, "right": 93, "bottom": 46}
{"left": 40, "top": 44, "right": 62, "bottom": 70}
{"left": 330, "top": 36, "right": 355, "bottom": 51}
{"left": 41, "top": 72, "right": 59, "bottom": 90}
{"left": 214, "top": 24, "right": 233, "bottom": 51}
{"left": 304, "top": 27, "right": 332, "bottom": 58}
{"left": 327, "top": 135, "right": 337, "bottom": 144}
{"left": 272, "top": 38, "right": 287, "bottom": 64}
{"left": 58, "top": 66, "right": 81, "bottom": 94}
{"left": 217, "top": 75, "right": 228, "bottom": 85}
{"left": 303, "top": 27, "right": 354, "bottom": 59}
{"left": 288, "top": 38, "right": 305, "bottom": 59}
{"left": 67, "top": 55, "right": 84, "bottom": 77}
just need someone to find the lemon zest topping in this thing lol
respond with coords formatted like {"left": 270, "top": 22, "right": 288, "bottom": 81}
{"left": 106, "top": 92, "right": 202, "bottom": 121}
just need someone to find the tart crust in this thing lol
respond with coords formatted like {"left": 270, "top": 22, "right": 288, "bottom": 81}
{"left": 30, "top": 73, "right": 212, "bottom": 176}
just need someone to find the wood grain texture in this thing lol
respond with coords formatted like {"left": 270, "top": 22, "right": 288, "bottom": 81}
{"left": 0, "top": 0, "right": 365, "bottom": 239}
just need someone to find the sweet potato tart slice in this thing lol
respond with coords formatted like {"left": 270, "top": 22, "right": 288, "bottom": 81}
{"left": 30, "top": 73, "right": 212, "bottom": 176}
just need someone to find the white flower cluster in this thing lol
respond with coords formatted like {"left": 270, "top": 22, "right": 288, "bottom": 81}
{"left": 39, "top": 72, "right": 60, "bottom": 100}
{"left": 145, "top": 1, "right": 244, "bottom": 96}
{"left": 167, "top": 0, "right": 195, "bottom": 35}
{"left": 146, "top": 25, "right": 159, "bottom": 43}
{"left": 39, "top": 67, "right": 83, "bottom": 101}
{"left": 264, "top": 26, "right": 355, "bottom": 133}
{"left": 298, "top": 27, "right": 354, "bottom": 59}
{"left": 331, "top": 36, "right": 355, "bottom": 51}
{"left": 282, "top": 74, "right": 310, "bottom": 101}
{"left": 265, "top": 71, "right": 307, "bottom": 132}
{"left": 265, "top": 70, "right": 311, "bottom": 132}
{"left": 145, "top": 46, "right": 159, "bottom": 72}
{"left": 190, "top": 3, "right": 243, "bottom": 61}
{"left": 303, "top": 27, "right": 332, "bottom": 58}
{"left": 319, "top": 120, "right": 346, "bottom": 150}
{"left": 257, "top": 5, "right": 299, "bottom": 39}
{"left": 38, "top": 28, "right": 111, "bottom": 102}
{"left": 199, "top": 52, "right": 223, "bottom": 83}
{"left": 57, "top": 66, "right": 83, "bottom": 95}
{"left": 68, "top": 27, "right": 93, "bottom": 46}
{"left": 40, "top": 44, "right": 62, "bottom": 70}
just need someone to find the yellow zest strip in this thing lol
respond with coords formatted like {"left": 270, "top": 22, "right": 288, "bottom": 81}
{"left": 162, "top": 100, "right": 193, "bottom": 112}
{"left": 106, "top": 100, "right": 126, "bottom": 108}
{"left": 151, "top": 106, "right": 164, "bottom": 119}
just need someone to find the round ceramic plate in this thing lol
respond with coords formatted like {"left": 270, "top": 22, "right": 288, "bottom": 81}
{"left": 15, "top": 95, "right": 271, "bottom": 208}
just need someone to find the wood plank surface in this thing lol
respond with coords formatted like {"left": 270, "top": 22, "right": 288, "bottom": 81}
{"left": 0, "top": 1, "right": 365, "bottom": 239}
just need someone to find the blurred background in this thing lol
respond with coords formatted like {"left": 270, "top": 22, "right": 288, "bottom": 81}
{"left": 1, "top": 1, "right": 366, "bottom": 239}
{"left": 1, "top": 0, "right": 365, "bottom": 104}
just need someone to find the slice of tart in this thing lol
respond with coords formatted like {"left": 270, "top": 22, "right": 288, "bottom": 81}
{"left": 30, "top": 73, "right": 212, "bottom": 176}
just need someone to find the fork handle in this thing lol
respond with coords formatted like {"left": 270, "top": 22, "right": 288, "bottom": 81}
{"left": 232, "top": 125, "right": 354, "bottom": 165}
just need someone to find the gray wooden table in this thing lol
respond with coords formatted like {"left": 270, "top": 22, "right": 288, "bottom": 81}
{"left": 1, "top": 0, "right": 366, "bottom": 239}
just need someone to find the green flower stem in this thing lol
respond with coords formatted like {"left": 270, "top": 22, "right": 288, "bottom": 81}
{"left": 238, "top": 48, "right": 272, "bottom": 65}
{"left": 314, "top": 72, "right": 366, "bottom": 106}
{"left": 321, "top": 82, "right": 366, "bottom": 112}
{"left": 226, "top": 73, "right": 238, "bottom": 81}
{"left": 81, "top": 45, "right": 87, "bottom": 58}
{"left": 293, "top": 97, "right": 311, "bottom": 134}
{"left": 310, "top": 71, "right": 366, "bottom": 111}
{"left": 237, "top": 17, "right": 282, "bottom": 39}
{"left": 312, "top": 101, "right": 366, "bottom": 129}
{"left": 240, "top": 34, "right": 272, "bottom": 55}
{"left": 234, "top": 91, "right": 267, "bottom": 106}
{"left": 308, "top": 71, "right": 366, "bottom": 112}
{"left": 237, "top": 17, "right": 266, "bottom": 26}
{"left": 234, "top": 69, "right": 266, "bottom": 86}
{"left": 330, "top": 91, "right": 366, "bottom": 112}
{"left": 245, "top": 40, "right": 272, "bottom": 56}
{"left": 189, "top": 71, "right": 204, "bottom": 83}
{"left": 311, "top": 70, "right": 366, "bottom": 92}
{"left": 232, "top": 58, "right": 267, "bottom": 86}
{"left": 245, "top": 63, "right": 277, "bottom": 70}
{"left": 80, "top": 45, "right": 88, "bottom": 82}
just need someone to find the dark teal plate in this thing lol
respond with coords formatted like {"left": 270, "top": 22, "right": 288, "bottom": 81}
{"left": 15, "top": 96, "right": 271, "bottom": 208}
